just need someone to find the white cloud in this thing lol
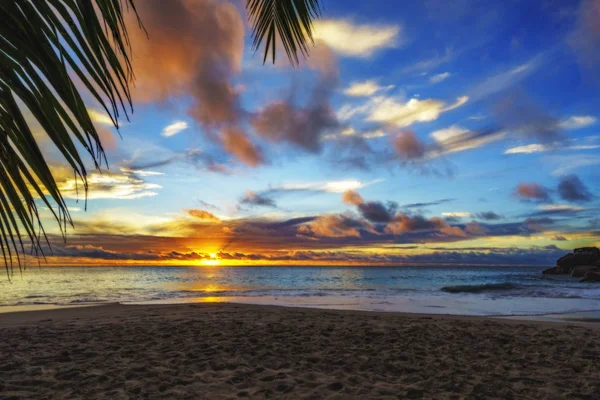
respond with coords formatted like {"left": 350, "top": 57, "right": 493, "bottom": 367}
{"left": 504, "top": 142, "right": 600, "bottom": 154}
{"left": 549, "top": 155, "right": 600, "bottom": 175}
{"left": 442, "top": 212, "right": 472, "bottom": 218}
{"left": 429, "top": 72, "right": 451, "bottom": 84}
{"left": 367, "top": 96, "right": 469, "bottom": 127}
{"left": 161, "top": 121, "right": 189, "bottom": 137}
{"left": 313, "top": 19, "right": 402, "bottom": 57}
{"left": 538, "top": 204, "right": 585, "bottom": 212}
{"left": 558, "top": 115, "right": 597, "bottom": 130}
{"left": 281, "top": 179, "right": 383, "bottom": 193}
{"left": 120, "top": 167, "right": 165, "bottom": 177}
{"left": 362, "top": 129, "right": 387, "bottom": 139}
{"left": 504, "top": 144, "right": 548, "bottom": 154}
{"left": 468, "top": 60, "right": 541, "bottom": 101}
{"left": 88, "top": 108, "right": 114, "bottom": 126}
{"left": 55, "top": 168, "right": 161, "bottom": 200}
{"left": 343, "top": 80, "right": 394, "bottom": 97}
{"left": 430, "top": 125, "right": 506, "bottom": 155}
{"left": 337, "top": 103, "right": 371, "bottom": 120}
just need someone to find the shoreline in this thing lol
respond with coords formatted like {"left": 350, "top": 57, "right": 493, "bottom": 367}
{"left": 2, "top": 302, "right": 599, "bottom": 398}
{"left": 2, "top": 301, "right": 600, "bottom": 327}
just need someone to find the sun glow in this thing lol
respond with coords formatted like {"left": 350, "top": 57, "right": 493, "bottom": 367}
{"left": 202, "top": 253, "right": 220, "bottom": 266}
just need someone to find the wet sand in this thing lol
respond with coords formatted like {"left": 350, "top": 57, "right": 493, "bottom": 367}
{"left": 1, "top": 303, "right": 599, "bottom": 399}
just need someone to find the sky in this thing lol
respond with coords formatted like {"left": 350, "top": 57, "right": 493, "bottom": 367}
{"left": 35, "top": 0, "right": 600, "bottom": 266}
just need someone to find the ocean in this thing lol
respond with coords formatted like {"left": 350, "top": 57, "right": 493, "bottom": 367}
{"left": 2, "top": 265, "right": 600, "bottom": 316}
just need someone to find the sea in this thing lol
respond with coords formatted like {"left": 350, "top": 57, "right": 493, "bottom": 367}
{"left": 2, "top": 265, "right": 600, "bottom": 317}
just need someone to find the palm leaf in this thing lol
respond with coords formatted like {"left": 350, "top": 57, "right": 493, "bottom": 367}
{"left": 0, "top": 0, "right": 139, "bottom": 278}
{"left": 247, "top": 0, "right": 322, "bottom": 65}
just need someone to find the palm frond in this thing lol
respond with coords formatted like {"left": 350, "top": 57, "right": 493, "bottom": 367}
{"left": 247, "top": 0, "right": 322, "bottom": 65}
{"left": 0, "top": 0, "right": 140, "bottom": 278}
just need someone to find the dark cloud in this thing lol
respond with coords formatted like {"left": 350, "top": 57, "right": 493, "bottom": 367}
{"left": 252, "top": 97, "right": 339, "bottom": 153}
{"left": 240, "top": 190, "right": 277, "bottom": 208}
{"left": 476, "top": 211, "right": 503, "bottom": 220}
{"left": 252, "top": 56, "right": 340, "bottom": 153}
{"left": 570, "top": 0, "right": 600, "bottom": 83}
{"left": 394, "top": 130, "right": 426, "bottom": 160}
{"left": 515, "top": 183, "right": 551, "bottom": 202}
{"left": 342, "top": 190, "right": 398, "bottom": 223}
{"left": 553, "top": 235, "right": 568, "bottom": 241}
{"left": 493, "top": 89, "right": 562, "bottom": 143}
{"left": 525, "top": 217, "right": 555, "bottom": 226}
{"left": 401, "top": 198, "right": 456, "bottom": 209}
{"left": 196, "top": 200, "right": 220, "bottom": 211}
{"left": 557, "top": 174, "right": 593, "bottom": 202}
{"left": 127, "top": 148, "right": 233, "bottom": 174}
{"left": 54, "top": 244, "right": 210, "bottom": 262}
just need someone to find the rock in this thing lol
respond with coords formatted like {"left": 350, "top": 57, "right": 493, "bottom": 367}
{"left": 574, "top": 247, "right": 600, "bottom": 256}
{"left": 542, "top": 266, "right": 562, "bottom": 275}
{"left": 581, "top": 271, "right": 600, "bottom": 283}
{"left": 557, "top": 247, "right": 600, "bottom": 274}
{"left": 571, "top": 265, "right": 600, "bottom": 278}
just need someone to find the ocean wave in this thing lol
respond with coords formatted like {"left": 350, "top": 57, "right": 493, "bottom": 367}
{"left": 441, "top": 282, "right": 522, "bottom": 294}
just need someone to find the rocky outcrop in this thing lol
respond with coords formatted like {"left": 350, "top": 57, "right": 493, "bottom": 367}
{"left": 543, "top": 247, "right": 600, "bottom": 282}
{"left": 581, "top": 271, "right": 600, "bottom": 283}
{"left": 571, "top": 265, "right": 599, "bottom": 278}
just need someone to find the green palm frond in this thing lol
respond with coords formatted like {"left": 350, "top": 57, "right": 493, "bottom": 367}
{"left": 0, "top": 0, "right": 140, "bottom": 278}
{"left": 248, "top": 0, "right": 322, "bottom": 65}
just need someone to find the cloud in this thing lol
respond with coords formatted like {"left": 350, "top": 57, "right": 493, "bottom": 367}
{"left": 492, "top": 90, "right": 562, "bottom": 143}
{"left": 550, "top": 155, "right": 600, "bottom": 175}
{"left": 88, "top": 109, "right": 115, "bottom": 126}
{"left": 469, "top": 61, "right": 541, "bottom": 101}
{"left": 252, "top": 99, "right": 338, "bottom": 153}
{"left": 298, "top": 214, "right": 363, "bottom": 237}
{"left": 558, "top": 115, "right": 597, "bottom": 129}
{"left": 524, "top": 217, "right": 555, "bottom": 227}
{"left": 504, "top": 144, "right": 550, "bottom": 154}
{"left": 429, "top": 72, "right": 451, "bottom": 84}
{"left": 504, "top": 142, "right": 600, "bottom": 154}
{"left": 367, "top": 96, "right": 469, "bottom": 127}
{"left": 430, "top": 125, "right": 506, "bottom": 155}
{"left": 385, "top": 214, "right": 465, "bottom": 237}
{"left": 476, "top": 211, "right": 503, "bottom": 220}
{"left": 342, "top": 190, "right": 364, "bottom": 205}
{"left": 401, "top": 199, "right": 455, "bottom": 209}
{"left": 557, "top": 174, "right": 593, "bottom": 202}
{"left": 187, "top": 209, "right": 220, "bottom": 222}
{"left": 570, "top": 0, "right": 600, "bottom": 82}
{"left": 222, "top": 127, "right": 264, "bottom": 167}
{"left": 126, "top": 147, "right": 233, "bottom": 175}
{"left": 515, "top": 183, "right": 551, "bottom": 202}
{"left": 51, "top": 165, "right": 161, "bottom": 200}
{"left": 394, "top": 130, "right": 426, "bottom": 160}
{"left": 343, "top": 80, "right": 394, "bottom": 97}
{"left": 442, "top": 212, "right": 473, "bottom": 219}
{"left": 312, "top": 19, "right": 402, "bottom": 57}
{"left": 400, "top": 47, "right": 454, "bottom": 74}
{"left": 127, "top": 0, "right": 263, "bottom": 166}
{"left": 161, "top": 121, "right": 189, "bottom": 137}
{"left": 240, "top": 190, "right": 277, "bottom": 208}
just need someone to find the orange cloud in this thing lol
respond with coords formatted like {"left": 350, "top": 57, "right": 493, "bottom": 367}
{"left": 127, "top": 0, "right": 261, "bottom": 166}
{"left": 342, "top": 190, "right": 364, "bottom": 206}
{"left": 187, "top": 209, "right": 220, "bottom": 222}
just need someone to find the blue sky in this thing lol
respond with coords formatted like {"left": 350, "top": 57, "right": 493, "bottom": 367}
{"left": 38, "top": 0, "right": 600, "bottom": 265}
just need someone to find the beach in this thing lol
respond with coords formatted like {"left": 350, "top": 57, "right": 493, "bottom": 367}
{"left": 1, "top": 303, "right": 599, "bottom": 399}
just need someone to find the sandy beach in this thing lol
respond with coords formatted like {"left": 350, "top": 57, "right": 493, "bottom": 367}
{"left": 1, "top": 303, "right": 599, "bottom": 399}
